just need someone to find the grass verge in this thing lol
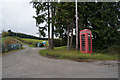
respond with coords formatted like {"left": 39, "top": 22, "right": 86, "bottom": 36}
{"left": 1, "top": 47, "right": 25, "bottom": 55}
{"left": 39, "top": 46, "right": 118, "bottom": 61}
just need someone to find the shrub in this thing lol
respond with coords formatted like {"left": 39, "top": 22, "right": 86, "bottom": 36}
{"left": 54, "top": 39, "right": 61, "bottom": 47}
{"left": 53, "top": 39, "right": 66, "bottom": 47}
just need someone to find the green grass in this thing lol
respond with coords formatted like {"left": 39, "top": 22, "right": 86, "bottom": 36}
{"left": 16, "top": 38, "right": 48, "bottom": 47}
{"left": 2, "top": 37, "right": 5, "bottom": 43}
{"left": 2, "top": 37, "right": 17, "bottom": 43}
{"left": 2, "top": 37, "right": 6, "bottom": 43}
{"left": 0, "top": 37, "right": 4, "bottom": 44}
{"left": 21, "top": 38, "right": 48, "bottom": 44}
{"left": 40, "top": 46, "right": 118, "bottom": 61}
{"left": 22, "top": 38, "right": 47, "bottom": 43}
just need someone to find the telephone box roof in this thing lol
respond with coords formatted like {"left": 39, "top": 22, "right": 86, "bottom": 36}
{"left": 80, "top": 29, "right": 91, "bottom": 31}
{"left": 80, "top": 29, "right": 91, "bottom": 33}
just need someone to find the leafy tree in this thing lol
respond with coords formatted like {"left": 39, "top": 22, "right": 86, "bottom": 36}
{"left": 32, "top": 2, "right": 48, "bottom": 38}
{"left": 55, "top": 2, "right": 75, "bottom": 50}
{"left": 32, "top": 2, "right": 59, "bottom": 49}
{"left": 32, "top": 2, "right": 53, "bottom": 49}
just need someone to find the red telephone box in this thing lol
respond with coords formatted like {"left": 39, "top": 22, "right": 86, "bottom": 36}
{"left": 80, "top": 29, "right": 92, "bottom": 53}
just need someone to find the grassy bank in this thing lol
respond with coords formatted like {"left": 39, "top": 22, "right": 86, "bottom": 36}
{"left": 16, "top": 37, "right": 48, "bottom": 47}
{"left": 21, "top": 38, "right": 48, "bottom": 44}
{"left": 39, "top": 46, "right": 118, "bottom": 61}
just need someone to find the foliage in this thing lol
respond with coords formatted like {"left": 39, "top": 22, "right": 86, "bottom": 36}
{"left": 96, "top": 45, "right": 120, "bottom": 54}
{"left": 32, "top": 2, "right": 48, "bottom": 37}
{"left": 55, "top": 2, "right": 75, "bottom": 50}
{"left": 53, "top": 39, "right": 66, "bottom": 47}
{"left": 86, "top": 3, "right": 120, "bottom": 50}
{"left": 32, "top": 2, "right": 58, "bottom": 49}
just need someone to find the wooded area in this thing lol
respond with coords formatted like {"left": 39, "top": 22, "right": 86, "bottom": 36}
{"left": 31, "top": 2, "right": 120, "bottom": 51}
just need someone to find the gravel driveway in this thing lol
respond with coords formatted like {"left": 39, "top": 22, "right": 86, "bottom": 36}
{"left": 2, "top": 45, "right": 118, "bottom": 78}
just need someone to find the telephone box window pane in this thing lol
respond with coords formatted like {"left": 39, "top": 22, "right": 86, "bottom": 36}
{"left": 81, "top": 31, "right": 85, "bottom": 33}
{"left": 81, "top": 34, "right": 85, "bottom": 51}
{"left": 87, "top": 31, "right": 91, "bottom": 33}
{"left": 88, "top": 34, "right": 91, "bottom": 51}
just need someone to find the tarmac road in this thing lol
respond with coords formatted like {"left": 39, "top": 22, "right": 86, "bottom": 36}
{"left": 2, "top": 45, "right": 118, "bottom": 78}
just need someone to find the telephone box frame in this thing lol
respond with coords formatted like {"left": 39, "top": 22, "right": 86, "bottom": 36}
{"left": 80, "top": 29, "right": 92, "bottom": 54}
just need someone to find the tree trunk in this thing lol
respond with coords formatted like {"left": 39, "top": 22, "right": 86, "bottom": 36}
{"left": 67, "top": 23, "right": 70, "bottom": 50}
{"left": 70, "top": 22, "right": 73, "bottom": 49}
{"left": 51, "top": 3, "right": 55, "bottom": 49}
{"left": 48, "top": 2, "right": 51, "bottom": 49}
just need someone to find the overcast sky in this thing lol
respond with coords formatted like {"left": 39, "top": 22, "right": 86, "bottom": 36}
{"left": 0, "top": 0, "right": 42, "bottom": 37}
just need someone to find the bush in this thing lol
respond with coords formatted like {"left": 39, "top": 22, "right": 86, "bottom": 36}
{"left": 54, "top": 39, "right": 61, "bottom": 47}
{"left": 60, "top": 39, "right": 67, "bottom": 46}
{"left": 96, "top": 45, "right": 120, "bottom": 54}
{"left": 54, "top": 39, "right": 66, "bottom": 47}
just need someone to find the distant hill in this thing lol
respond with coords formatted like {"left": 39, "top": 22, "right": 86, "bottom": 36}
{"left": 6, "top": 30, "right": 48, "bottom": 40}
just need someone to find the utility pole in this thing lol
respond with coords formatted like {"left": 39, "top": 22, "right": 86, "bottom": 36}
{"left": 76, "top": 0, "right": 78, "bottom": 50}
